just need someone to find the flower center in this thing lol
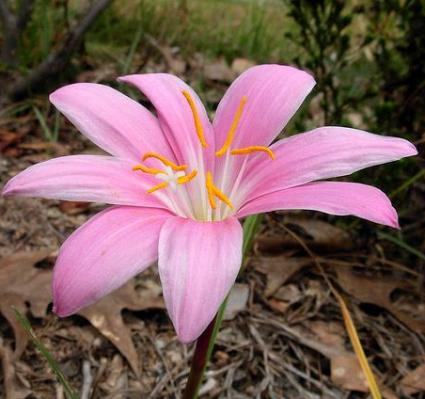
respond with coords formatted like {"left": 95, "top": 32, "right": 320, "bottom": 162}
{"left": 132, "top": 154, "right": 197, "bottom": 193}
{"left": 132, "top": 91, "right": 275, "bottom": 220}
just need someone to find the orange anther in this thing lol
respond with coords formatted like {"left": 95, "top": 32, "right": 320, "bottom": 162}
{"left": 142, "top": 152, "right": 187, "bottom": 171}
{"left": 216, "top": 96, "right": 247, "bottom": 157}
{"left": 205, "top": 171, "right": 233, "bottom": 210}
{"left": 177, "top": 169, "right": 197, "bottom": 185}
{"left": 147, "top": 181, "right": 168, "bottom": 193}
{"left": 230, "top": 146, "right": 275, "bottom": 160}
{"left": 132, "top": 164, "right": 165, "bottom": 175}
{"left": 182, "top": 90, "right": 208, "bottom": 148}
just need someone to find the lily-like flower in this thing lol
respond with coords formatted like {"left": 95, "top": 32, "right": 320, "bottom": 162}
{"left": 2, "top": 65, "right": 416, "bottom": 343}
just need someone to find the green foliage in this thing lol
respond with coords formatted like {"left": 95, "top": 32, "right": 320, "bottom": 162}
{"left": 33, "top": 106, "right": 60, "bottom": 142}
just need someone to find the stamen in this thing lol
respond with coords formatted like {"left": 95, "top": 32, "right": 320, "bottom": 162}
{"left": 212, "top": 186, "right": 234, "bottom": 209}
{"left": 205, "top": 171, "right": 233, "bottom": 210}
{"left": 177, "top": 169, "right": 198, "bottom": 185}
{"left": 132, "top": 164, "right": 165, "bottom": 175}
{"left": 147, "top": 182, "right": 168, "bottom": 193}
{"left": 206, "top": 172, "right": 217, "bottom": 209}
{"left": 215, "top": 96, "right": 247, "bottom": 157}
{"left": 182, "top": 90, "right": 208, "bottom": 148}
{"left": 142, "top": 152, "right": 187, "bottom": 171}
{"left": 231, "top": 146, "right": 275, "bottom": 160}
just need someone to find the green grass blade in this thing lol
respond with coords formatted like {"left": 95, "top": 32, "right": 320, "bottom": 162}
{"left": 33, "top": 106, "right": 55, "bottom": 142}
{"left": 13, "top": 308, "right": 79, "bottom": 399}
{"left": 122, "top": 24, "right": 144, "bottom": 75}
{"left": 377, "top": 231, "right": 425, "bottom": 261}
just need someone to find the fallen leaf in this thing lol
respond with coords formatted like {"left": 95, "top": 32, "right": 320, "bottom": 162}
{"left": 0, "top": 250, "right": 53, "bottom": 359}
{"left": 145, "top": 35, "right": 186, "bottom": 74}
{"left": 335, "top": 267, "right": 425, "bottom": 333}
{"left": 251, "top": 255, "right": 310, "bottom": 296}
{"left": 0, "top": 342, "right": 32, "bottom": 399}
{"left": 224, "top": 284, "right": 249, "bottom": 320}
{"left": 58, "top": 201, "right": 90, "bottom": 215}
{"left": 285, "top": 216, "right": 353, "bottom": 251}
{"left": 231, "top": 58, "right": 256, "bottom": 75}
{"left": 18, "top": 141, "right": 70, "bottom": 156}
{"left": 285, "top": 321, "right": 398, "bottom": 398}
{"left": 0, "top": 129, "right": 24, "bottom": 153}
{"left": 79, "top": 279, "right": 164, "bottom": 375}
{"left": 256, "top": 217, "right": 353, "bottom": 253}
{"left": 401, "top": 363, "right": 425, "bottom": 395}
{"left": 0, "top": 251, "right": 164, "bottom": 375}
{"left": 204, "top": 58, "right": 236, "bottom": 82}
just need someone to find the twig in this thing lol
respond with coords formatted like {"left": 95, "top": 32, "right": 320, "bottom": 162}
{"left": 7, "top": 0, "right": 112, "bottom": 100}
{"left": 80, "top": 360, "right": 93, "bottom": 399}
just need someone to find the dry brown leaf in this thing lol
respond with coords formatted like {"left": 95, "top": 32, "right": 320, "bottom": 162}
{"left": 231, "top": 58, "right": 256, "bottom": 75}
{"left": 145, "top": 35, "right": 187, "bottom": 74}
{"left": 18, "top": 141, "right": 69, "bottom": 156}
{"left": 251, "top": 255, "right": 310, "bottom": 296}
{"left": 335, "top": 267, "right": 425, "bottom": 333}
{"left": 224, "top": 283, "right": 249, "bottom": 320}
{"left": 0, "top": 343, "right": 32, "bottom": 399}
{"left": 401, "top": 363, "right": 425, "bottom": 395}
{"left": 285, "top": 321, "right": 397, "bottom": 398}
{"left": 203, "top": 58, "right": 236, "bottom": 82}
{"left": 58, "top": 200, "right": 90, "bottom": 215}
{"left": 79, "top": 279, "right": 164, "bottom": 375}
{"left": 0, "top": 128, "right": 25, "bottom": 153}
{"left": 256, "top": 217, "right": 353, "bottom": 253}
{"left": 0, "top": 251, "right": 164, "bottom": 375}
{"left": 0, "top": 250, "right": 53, "bottom": 358}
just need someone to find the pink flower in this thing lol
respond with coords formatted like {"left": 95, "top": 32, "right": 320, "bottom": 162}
{"left": 2, "top": 65, "right": 416, "bottom": 343}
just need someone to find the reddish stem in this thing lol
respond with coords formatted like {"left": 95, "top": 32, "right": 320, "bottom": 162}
{"left": 182, "top": 316, "right": 217, "bottom": 399}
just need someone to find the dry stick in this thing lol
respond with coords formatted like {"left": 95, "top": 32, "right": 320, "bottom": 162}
{"left": 7, "top": 0, "right": 112, "bottom": 100}
{"left": 80, "top": 360, "right": 93, "bottom": 399}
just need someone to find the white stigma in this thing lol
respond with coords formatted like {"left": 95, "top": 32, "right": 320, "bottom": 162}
{"left": 155, "top": 166, "right": 185, "bottom": 191}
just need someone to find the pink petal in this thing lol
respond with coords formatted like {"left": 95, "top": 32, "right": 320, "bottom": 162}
{"left": 238, "top": 181, "right": 399, "bottom": 228}
{"left": 118, "top": 73, "right": 215, "bottom": 167}
{"left": 213, "top": 64, "right": 315, "bottom": 149}
{"left": 2, "top": 155, "right": 165, "bottom": 208}
{"left": 53, "top": 206, "right": 172, "bottom": 316}
{"left": 241, "top": 127, "right": 417, "bottom": 202}
{"left": 50, "top": 83, "right": 173, "bottom": 161}
{"left": 158, "top": 216, "right": 243, "bottom": 343}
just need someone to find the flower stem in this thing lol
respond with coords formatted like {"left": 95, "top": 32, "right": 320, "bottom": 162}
{"left": 182, "top": 214, "right": 262, "bottom": 399}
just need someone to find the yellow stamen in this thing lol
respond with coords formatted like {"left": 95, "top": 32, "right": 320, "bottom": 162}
{"left": 142, "top": 152, "right": 187, "bottom": 171}
{"left": 212, "top": 185, "right": 234, "bottom": 209}
{"left": 177, "top": 169, "right": 198, "bottom": 185}
{"left": 215, "top": 96, "right": 247, "bottom": 157}
{"left": 205, "top": 171, "right": 233, "bottom": 210}
{"left": 132, "top": 164, "right": 165, "bottom": 175}
{"left": 147, "top": 182, "right": 168, "bottom": 193}
{"left": 182, "top": 90, "right": 208, "bottom": 148}
{"left": 206, "top": 172, "right": 217, "bottom": 209}
{"left": 230, "top": 146, "right": 275, "bottom": 160}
